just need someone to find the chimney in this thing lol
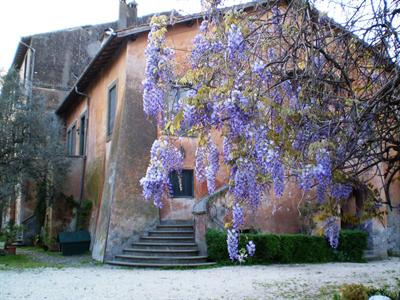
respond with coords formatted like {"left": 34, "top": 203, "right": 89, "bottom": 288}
{"left": 118, "top": 0, "right": 138, "bottom": 30}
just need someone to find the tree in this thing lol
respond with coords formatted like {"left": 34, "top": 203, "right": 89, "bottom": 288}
{"left": 140, "top": 0, "right": 400, "bottom": 260}
{"left": 0, "top": 69, "right": 69, "bottom": 231}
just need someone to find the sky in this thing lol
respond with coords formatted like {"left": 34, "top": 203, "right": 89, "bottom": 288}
{"left": 0, "top": 0, "right": 207, "bottom": 72}
{"left": 0, "top": 0, "right": 342, "bottom": 72}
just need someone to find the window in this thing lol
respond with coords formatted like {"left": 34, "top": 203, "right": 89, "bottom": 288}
{"left": 169, "top": 170, "right": 194, "bottom": 198}
{"left": 67, "top": 124, "right": 76, "bottom": 156}
{"left": 23, "top": 55, "right": 28, "bottom": 85}
{"left": 79, "top": 113, "right": 86, "bottom": 156}
{"left": 107, "top": 84, "right": 117, "bottom": 137}
{"left": 67, "top": 129, "right": 72, "bottom": 155}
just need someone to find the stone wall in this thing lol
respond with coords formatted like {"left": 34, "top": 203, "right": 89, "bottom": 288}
{"left": 19, "top": 22, "right": 115, "bottom": 111}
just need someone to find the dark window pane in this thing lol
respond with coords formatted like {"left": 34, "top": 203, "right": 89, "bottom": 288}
{"left": 107, "top": 85, "right": 117, "bottom": 136}
{"left": 169, "top": 170, "right": 194, "bottom": 198}
{"left": 67, "top": 129, "right": 72, "bottom": 155}
{"left": 79, "top": 114, "right": 86, "bottom": 155}
{"left": 71, "top": 125, "right": 76, "bottom": 155}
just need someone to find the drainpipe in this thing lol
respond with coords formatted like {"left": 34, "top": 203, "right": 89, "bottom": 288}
{"left": 19, "top": 40, "right": 35, "bottom": 101}
{"left": 74, "top": 86, "right": 91, "bottom": 229}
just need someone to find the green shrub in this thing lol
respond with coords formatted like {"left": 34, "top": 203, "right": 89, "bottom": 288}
{"left": 206, "top": 228, "right": 368, "bottom": 264}
{"left": 335, "top": 283, "right": 400, "bottom": 300}
{"left": 205, "top": 228, "right": 229, "bottom": 263}
{"left": 340, "top": 284, "right": 369, "bottom": 300}
{"left": 245, "top": 233, "right": 280, "bottom": 263}
{"left": 337, "top": 230, "right": 368, "bottom": 262}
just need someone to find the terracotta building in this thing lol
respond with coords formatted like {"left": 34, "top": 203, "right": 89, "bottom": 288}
{"left": 6, "top": 18, "right": 119, "bottom": 244}
{"left": 53, "top": 1, "right": 400, "bottom": 266}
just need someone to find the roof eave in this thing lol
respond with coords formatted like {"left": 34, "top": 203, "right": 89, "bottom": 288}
{"left": 55, "top": 34, "right": 118, "bottom": 115}
{"left": 11, "top": 36, "right": 32, "bottom": 70}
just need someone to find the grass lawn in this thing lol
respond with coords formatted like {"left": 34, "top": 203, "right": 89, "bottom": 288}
{"left": 0, "top": 253, "right": 64, "bottom": 270}
{"left": 0, "top": 247, "right": 99, "bottom": 270}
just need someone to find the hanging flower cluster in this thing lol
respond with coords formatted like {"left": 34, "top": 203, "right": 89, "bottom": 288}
{"left": 226, "top": 202, "right": 256, "bottom": 262}
{"left": 299, "top": 148, "right": 352, "bottom": 206}
{"left": 143, "top": 15, "right": 175, "bottom": 125}
{"left": 323, "top": 217, "right": 340, "bottom": 249}
{"left": 140, "top": 138, "right": 183, "bottom": 208}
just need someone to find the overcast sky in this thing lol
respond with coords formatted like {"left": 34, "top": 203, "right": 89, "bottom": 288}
{"left": 0, "top": 0, "right": 208, "bottom": 72}
{"left": 0, "top": 0, "right": 342, "bottom": 72}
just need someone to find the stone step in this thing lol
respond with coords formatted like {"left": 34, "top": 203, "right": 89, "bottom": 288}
{"left": 131, "top": 242, "right": 198, "bottom": 250}
{"left": 110, "top": 220, "right": 215, "bottom": 268}
{"left": 148, "top": 230, "right": 194, "bottom": 236}
{"left": 157, "top": 224, "right": 194, "bottom": 230}
{"left": 159, "top": 220, "right": 194, "bottom": 225}
{"left": 363, "top": 250, "right": 385, "bottom": 261}
{"left": 123, "top": 248, "right": 199, "bottom": 257}
{"left": 155, "top": 227, "right": 194, "bottom": 232}
{"left": 140, "top": 236, "right": 194, "bottom": 243}
{"left": 106, "top": 260, "right": 216, "bottom": 268}
{"left": 115, "top": 254, "right": 208, "bottom": 264}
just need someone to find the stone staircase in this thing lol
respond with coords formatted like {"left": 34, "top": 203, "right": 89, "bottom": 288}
{"left": 107, "top": 220, "right": 216, "bottom": 268}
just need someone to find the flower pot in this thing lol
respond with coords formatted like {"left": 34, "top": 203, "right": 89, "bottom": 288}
{"left": 5, "top": 245, "right": 16, "bottom": 255}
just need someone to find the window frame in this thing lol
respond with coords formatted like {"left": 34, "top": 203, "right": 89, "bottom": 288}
{"left": 106, "top": 81, "right": 118, "bottom": 139}
{"left": 79, "top": 111, "right": 87, "bottom": 156}
{"left": 169, "top": 169, "right": 194, "bottom": 198}
{"left": 66, "top": 121, "right": 77, "bottom": 156}
{"left": 66, "top": 128, "right": 72, "bottom": 155}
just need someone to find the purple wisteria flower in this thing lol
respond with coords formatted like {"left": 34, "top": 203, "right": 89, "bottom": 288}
{"left": 324, "top": 217, "right": 339, "bottom": 249}
{"left": 142, "top": 16, "right": 175, "bottom": 124}
{"left": 314, "top": 148, "right": 332, "bottom": 203}
{"left": 223, "top": 136, "right": 232, "bottom": 163}
{"left": 191, "top": 33, "right": 210, "bottom": 67}
{"left": 195, "top": 146, "right": 206, "bottom": 182}
{"left": 299, "top": 165, "right": 314, "bottom": 192}
{"left": 140, "top": 139, "right": 183, "bottom": 208}
{"left": 246, "top": 240, "right": 256, "bottom": 257}
{"left": 232, "top": 158, "right": 261, "bottom": 209}
{"left": 227, "top": 24, "right": 246, "bottom": 62}
{"left": 331, "top": 183, "right": 352, "bottom": 200}
{"left": 254, "top": 131, "right": 285, "bottom": 197}
{"left": 252, "top": 60, "right": 266, "bottom": 80}
{"left": 232, "top": 203, "right": 244, "bottom": 230}
{"left": 227, "top": 229, "right": 239, "bottom": 261}
{"left": 205, "top": 142, "right": 219, "bottom": 193}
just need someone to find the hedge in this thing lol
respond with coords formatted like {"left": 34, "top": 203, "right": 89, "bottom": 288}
{"left": 206, "top": 228, "right": 368, "bottom": 264}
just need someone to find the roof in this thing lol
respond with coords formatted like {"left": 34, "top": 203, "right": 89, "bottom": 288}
{"left": 55, "top": 2, "right": 264, "bottom": 115}
{"left": 55, "top": 12, "right": 208, "bottom": 115}
{"left": 55, "top": 0, "right": 391, "bottom": 116}
{"left": 12, "top": 36, "right": 32, "bottom": 70}
{"left": 11, "top": 22, "right": 118, "bottom": 70}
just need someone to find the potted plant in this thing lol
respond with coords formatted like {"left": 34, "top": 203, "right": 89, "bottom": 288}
{"left": 0, "top": 223, "right": 23, "bottom": 255}
{"left": 0, "top": 233, "right": 6, "bottom": 255}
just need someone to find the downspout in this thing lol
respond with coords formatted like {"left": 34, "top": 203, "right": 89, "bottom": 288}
{"left": 74, "top": 86, "right": 91, "bottom": 229}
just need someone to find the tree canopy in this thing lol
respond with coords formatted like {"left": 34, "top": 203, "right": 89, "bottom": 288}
{"left": 0, "top": 69, "right": 68, "bottom": 227}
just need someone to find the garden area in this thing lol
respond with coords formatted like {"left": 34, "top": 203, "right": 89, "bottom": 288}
{"left": 0, "top": 246, "right": 399, "bottom": 299}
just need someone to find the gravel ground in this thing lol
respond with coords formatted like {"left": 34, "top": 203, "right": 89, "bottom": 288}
{"left": 1, "top": 257, "right": 399, "bottom": 300}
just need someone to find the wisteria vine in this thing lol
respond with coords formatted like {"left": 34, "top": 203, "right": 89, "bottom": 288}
{"left": 140, "top": 0, "right": 394, "bottom": 260}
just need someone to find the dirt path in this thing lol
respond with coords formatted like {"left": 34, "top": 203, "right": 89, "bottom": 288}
{"left": 0, "top": 258, "right": 399, "bottom": 300}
